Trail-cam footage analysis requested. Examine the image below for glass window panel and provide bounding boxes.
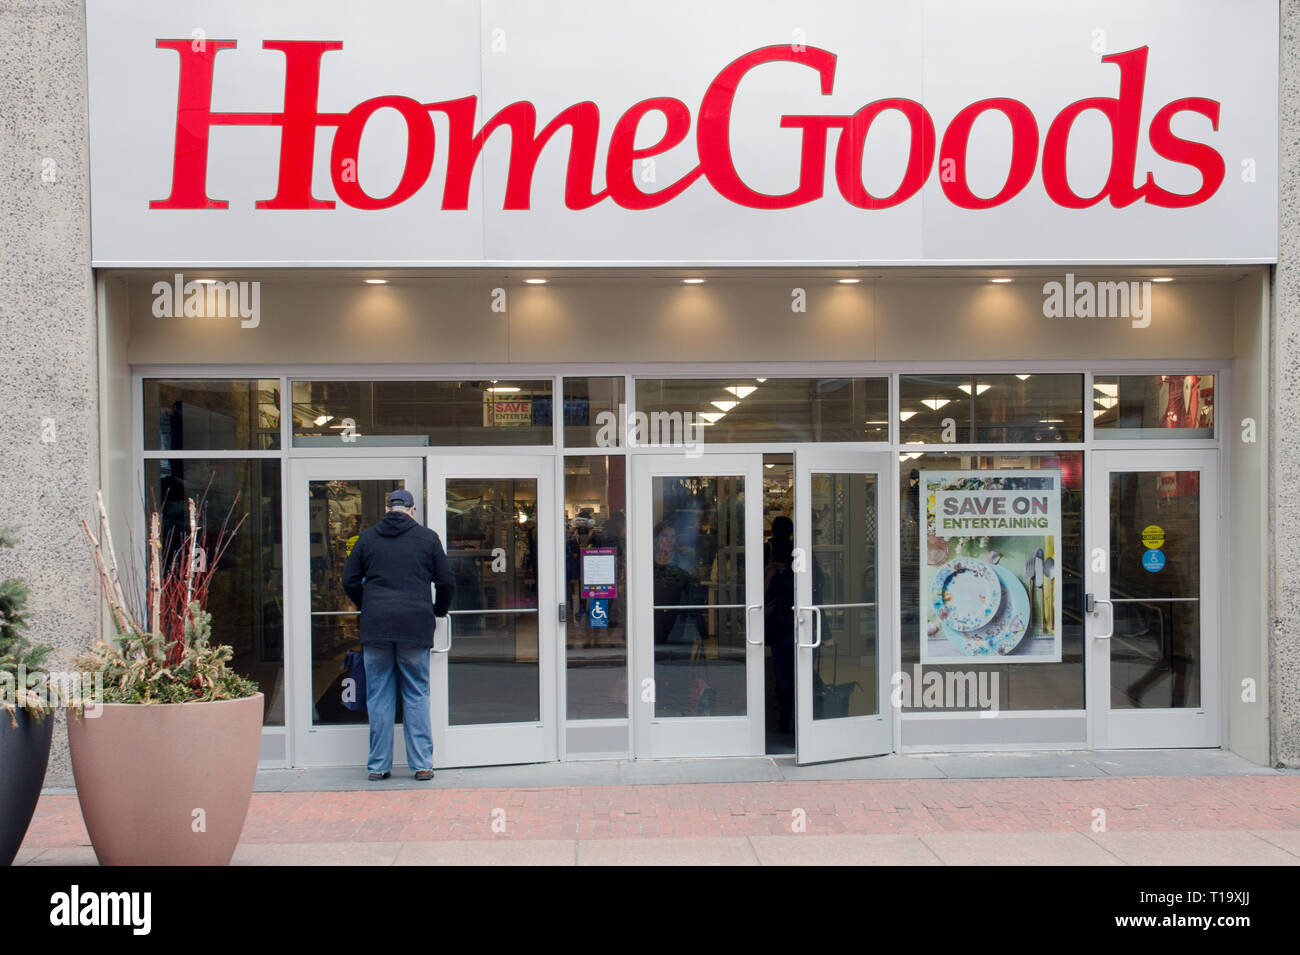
[899,452,1084,711]
[809,472,879,720]
[144,379,280,451]
[445,478,541,724]
[1108,470,1202,709]
[307,477,402,725]
[565,456,627,720]
[900,374,1082,444]
[144,459,284,725]
[651,475,748,717]
[1093,375,1215,439]
[291,380,553,447]
[563,377,625,449]
[448,612,540,725]
[974,374,1083,442]
[636,377,888,444]
[898,375,973,444]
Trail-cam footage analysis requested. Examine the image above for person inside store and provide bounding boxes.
[342,489,456,781]
[652,519,707,713]
[764,516,796,735]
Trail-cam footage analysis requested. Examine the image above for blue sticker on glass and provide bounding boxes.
[589,599,609,628]
[1141,549,1166,573]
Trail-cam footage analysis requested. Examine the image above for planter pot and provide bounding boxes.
[67,693,263,866]
[0,709,54,866]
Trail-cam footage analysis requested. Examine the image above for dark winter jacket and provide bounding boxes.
[341,512,456,647]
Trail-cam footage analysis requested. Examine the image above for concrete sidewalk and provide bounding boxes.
[18,751,1300,866]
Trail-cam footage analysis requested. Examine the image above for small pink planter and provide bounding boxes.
[67,693,263,866]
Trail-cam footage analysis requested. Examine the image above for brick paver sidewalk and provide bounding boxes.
[23,775,1300,846]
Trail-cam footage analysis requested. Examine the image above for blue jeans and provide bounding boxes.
[363,641,433,774]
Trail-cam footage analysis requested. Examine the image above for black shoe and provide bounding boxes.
[368,771,391,781]
[414,769,435,781]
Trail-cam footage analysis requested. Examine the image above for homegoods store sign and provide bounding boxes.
[86,0,1278,266]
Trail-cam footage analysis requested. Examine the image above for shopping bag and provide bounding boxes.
[342,649,367,712]
[812,642,860,720]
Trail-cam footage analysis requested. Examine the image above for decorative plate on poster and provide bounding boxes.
[929,557,1002,632]
[940,565,1031,657]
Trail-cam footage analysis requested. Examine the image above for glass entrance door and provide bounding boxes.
[793,451,894,763]
[426,456,557,767]
[1087,450,1219,748]
[289,457,424,768]
[631,454,765,758]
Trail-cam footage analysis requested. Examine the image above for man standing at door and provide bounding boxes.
[342,488,456,781]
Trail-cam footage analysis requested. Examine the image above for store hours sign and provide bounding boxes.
[86,0,1278,266]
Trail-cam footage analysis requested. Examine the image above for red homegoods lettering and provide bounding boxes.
[150,41,1225,213]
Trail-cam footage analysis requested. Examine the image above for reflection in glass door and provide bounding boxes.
[793,451,893,764]
[632,455,765,758]
[427,456,556,767]
[1088,450,1219,748]
[289,458,424,767]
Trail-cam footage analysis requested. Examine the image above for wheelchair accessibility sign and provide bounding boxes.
[589,599,609,628]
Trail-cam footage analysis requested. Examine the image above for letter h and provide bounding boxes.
[151,39,344,210]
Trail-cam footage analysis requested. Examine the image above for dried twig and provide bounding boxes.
[184,498,198,634]
[80,518,137,637]
[149,512,161,640]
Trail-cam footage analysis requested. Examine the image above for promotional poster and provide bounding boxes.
[922,470,1063,664]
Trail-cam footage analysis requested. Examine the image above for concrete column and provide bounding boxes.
[1274,1,1300,767]
[0,0,99,785]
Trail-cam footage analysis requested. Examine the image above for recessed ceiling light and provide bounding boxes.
[699,412,725,424]
[726,385,757,399]
[957,384,992,395]
[1152,277,1174,283]
[1016,374,1032,380]
[764,463,775,469]
[364,279,388,285]
[487,386,520,393]
[711,400,737,412]
[755,378,767,383]
[838,278,861,284]
[921,398,951,410]
[682,278,705,285]
[314,415,333,426]
[195,278,217,284]
[899,410,918,421]
[990,278,1013,284]
[524,278,548,285]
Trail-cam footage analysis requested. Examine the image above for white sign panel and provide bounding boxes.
[86,0,1279,266]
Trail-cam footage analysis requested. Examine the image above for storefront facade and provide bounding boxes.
[2,0,1293,780]
[109,271,1262,767]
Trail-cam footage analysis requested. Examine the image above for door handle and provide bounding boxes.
[432,615,453,653]
[745,603,763,645]
[1090,597,1114,640]
[797,606,822,649]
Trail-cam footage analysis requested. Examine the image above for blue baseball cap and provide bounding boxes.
[387,489,415,508]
